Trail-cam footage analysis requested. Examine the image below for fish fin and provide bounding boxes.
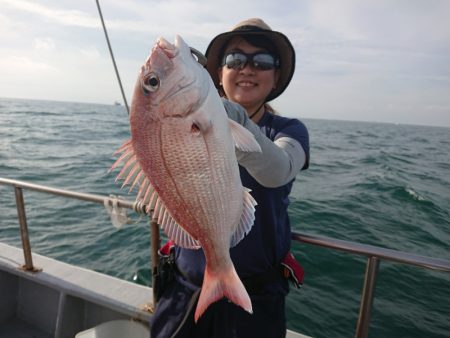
[111,140,146,193]
[194,265,252,322]
[112,141,200,249]
[110,140,133,172]
[228,119,262,152]
[230,188,257,247]
[112,140,160,219]
[157,200,200,249]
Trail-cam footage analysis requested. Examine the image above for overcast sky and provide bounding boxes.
[1,0,449,127]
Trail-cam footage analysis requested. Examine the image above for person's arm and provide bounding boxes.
[223,99,307,188]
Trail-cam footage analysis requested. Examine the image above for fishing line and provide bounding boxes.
[95,0,130,115]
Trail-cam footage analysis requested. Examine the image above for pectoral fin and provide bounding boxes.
[228,119,262,152]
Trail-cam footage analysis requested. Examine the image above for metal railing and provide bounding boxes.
[0,177,160,308]
[1,177,449,338]
[290,233,450,337]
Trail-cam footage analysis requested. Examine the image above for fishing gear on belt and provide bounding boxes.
[154,240,304,304]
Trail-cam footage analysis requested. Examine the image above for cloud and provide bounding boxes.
[0,0,449,126]
[34,37,56,51]
[0,44,121,104]
[1,0,222,39]
[2,0,99,28]
[0,55,55,74]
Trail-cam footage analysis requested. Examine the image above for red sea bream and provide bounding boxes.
[111,35,261,321]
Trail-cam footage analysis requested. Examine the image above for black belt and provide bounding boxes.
[242,267,283,294]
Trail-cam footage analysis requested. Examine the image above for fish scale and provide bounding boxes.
[112,35,261,321]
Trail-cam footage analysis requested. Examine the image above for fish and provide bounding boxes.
[111,35,262,321]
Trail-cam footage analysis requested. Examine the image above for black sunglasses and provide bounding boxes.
[221,52,279,71]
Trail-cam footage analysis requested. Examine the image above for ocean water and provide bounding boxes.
[0,97,449,338]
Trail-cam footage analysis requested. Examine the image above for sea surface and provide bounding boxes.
[0,97,449,338]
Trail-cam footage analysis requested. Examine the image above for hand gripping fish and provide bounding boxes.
[111,35,261,321]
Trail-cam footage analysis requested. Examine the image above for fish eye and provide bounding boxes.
[142,73,160,95]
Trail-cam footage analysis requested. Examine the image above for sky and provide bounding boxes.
[1,0,449,127]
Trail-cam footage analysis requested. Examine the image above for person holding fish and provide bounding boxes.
[150,18,310,338]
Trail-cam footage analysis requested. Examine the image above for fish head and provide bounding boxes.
[130,35,210,124]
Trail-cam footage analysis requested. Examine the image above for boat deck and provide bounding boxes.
[0,317,52,338]
[0,243,151,337]
[0,243,309,338]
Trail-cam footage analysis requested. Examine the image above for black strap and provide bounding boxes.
[169,289,201,338]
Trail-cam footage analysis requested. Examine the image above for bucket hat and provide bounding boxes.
[205,18,295,102]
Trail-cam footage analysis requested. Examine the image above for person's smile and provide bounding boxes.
[236,80,257,87]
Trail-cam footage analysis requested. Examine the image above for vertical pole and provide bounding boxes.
[355,256,380,338]
[150,218,160,310]
[54,292,67,338]
[14,187,34,271]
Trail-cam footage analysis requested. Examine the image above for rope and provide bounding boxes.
[95,0,130,115]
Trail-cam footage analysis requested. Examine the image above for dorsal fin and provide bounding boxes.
[111,139,200,249]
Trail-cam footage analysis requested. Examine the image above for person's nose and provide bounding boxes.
[239,62,256,75]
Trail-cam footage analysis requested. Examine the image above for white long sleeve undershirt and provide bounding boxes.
[223,99,306,188]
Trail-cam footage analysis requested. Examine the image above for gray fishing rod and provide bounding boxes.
[95,0,208,117]
[95,0,130,115]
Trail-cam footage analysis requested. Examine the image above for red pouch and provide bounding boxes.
[281,251,304,288]
[158,240,175,257]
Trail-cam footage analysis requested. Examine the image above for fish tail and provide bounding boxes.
[194,265,252,322]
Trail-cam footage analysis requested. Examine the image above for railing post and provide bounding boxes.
[14,187,35,271]
[355,256,380,338]
[150,217,160,310]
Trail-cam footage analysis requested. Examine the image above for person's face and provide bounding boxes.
[218,37,279,112]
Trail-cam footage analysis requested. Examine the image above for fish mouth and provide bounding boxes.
[143,37,178,67]
[139,35,207,116]
[156,37,178,59]
[140,36,179,93]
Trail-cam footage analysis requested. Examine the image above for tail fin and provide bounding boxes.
[194,265,252,322]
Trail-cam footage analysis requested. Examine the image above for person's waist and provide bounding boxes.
[174,262,285,292]
[241,267,286,294]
